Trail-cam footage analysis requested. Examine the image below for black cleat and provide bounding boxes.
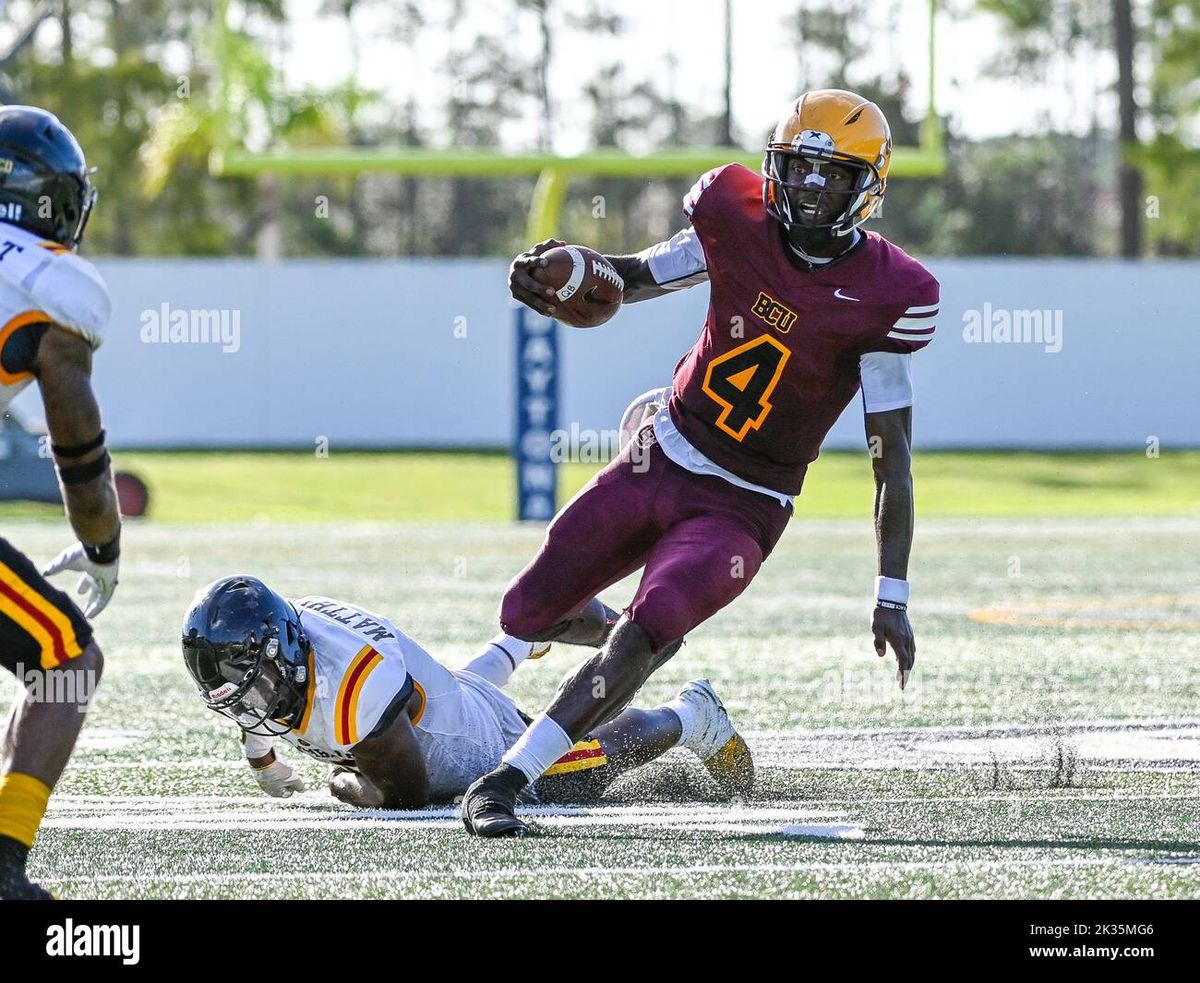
[461,767,533,838]
[0,869,54,900]
[0,838,54,899]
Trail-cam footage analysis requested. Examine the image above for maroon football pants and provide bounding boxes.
[500,427,792,652]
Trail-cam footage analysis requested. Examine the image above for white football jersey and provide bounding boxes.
[279,596,529,800]
[0,221,110,414]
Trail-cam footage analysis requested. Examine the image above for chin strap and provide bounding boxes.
[785,228,861,268]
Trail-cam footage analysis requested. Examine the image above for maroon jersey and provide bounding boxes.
[668,163,939,496]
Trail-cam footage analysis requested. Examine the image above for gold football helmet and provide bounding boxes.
[763,89,892,236]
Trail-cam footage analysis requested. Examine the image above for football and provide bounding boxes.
[531,244,624,328]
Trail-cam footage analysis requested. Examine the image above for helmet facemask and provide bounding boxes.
[69,175,98,249]
[763,137,885,240]
[0,150,97,248]
[183,623,310,738]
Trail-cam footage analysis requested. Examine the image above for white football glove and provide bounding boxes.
[251,756,306,798]
[43,543,119,618]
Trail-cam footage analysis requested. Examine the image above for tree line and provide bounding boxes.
[0,0,1192,258]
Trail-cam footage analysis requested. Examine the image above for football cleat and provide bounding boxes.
[675,679,755,798]
[461,767,533,838]
[529,641,551,660]
[0,868,54,901]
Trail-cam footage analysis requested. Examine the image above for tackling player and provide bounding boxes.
[463,89,939,836]
[181,576,751,808]
[0,108,119,897]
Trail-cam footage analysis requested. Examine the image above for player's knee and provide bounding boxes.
[605,618,659,674]
[11,641,103,711]
[59,642,103,696]
[75,641,104,685]
[627,595,689,656]
[498,583,552,640]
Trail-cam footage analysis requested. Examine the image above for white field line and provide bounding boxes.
[43,818,862,837]
[43,799,863,837]
[72,760,1194,775]
[47,798,850,818]
[756,718,1200,741]
[45,787,1200,826]
[66,760,253,769]
[51,857,1165,888]
[42,789,1200,838]
[810,792,1200,804]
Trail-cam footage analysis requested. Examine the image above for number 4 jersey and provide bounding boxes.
[648,163,939,498]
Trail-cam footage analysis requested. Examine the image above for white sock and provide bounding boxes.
[664,694,698,748]
[464,633,535,688]
[503,713,573,783]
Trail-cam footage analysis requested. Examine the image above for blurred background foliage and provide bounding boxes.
[0,0,1194,258]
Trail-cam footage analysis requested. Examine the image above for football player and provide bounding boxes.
[463,89,939,836]
[0,108,119,897]
[181,576,751,809]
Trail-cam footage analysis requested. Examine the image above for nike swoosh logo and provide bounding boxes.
[834,288,861,302]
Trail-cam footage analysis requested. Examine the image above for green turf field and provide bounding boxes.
[4,483,1199,899]
[3,448,1187,523]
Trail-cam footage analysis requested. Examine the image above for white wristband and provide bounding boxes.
[876,576,910,605]
[242,731,274,760]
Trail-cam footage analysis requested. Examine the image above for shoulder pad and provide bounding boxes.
[28,254,110,349]
[683,164,739,221]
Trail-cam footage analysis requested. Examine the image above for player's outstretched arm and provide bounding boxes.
[35,326,122,617]
[865,406,916,688]
[602,253,673,304]
[338,713,430,810]
[606,226,710,305]
[509,234,697,313]
[36,327,120,545]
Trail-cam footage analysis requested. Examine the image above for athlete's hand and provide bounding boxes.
[43,543,119,619]
[508,238,566,317]
[251,755,306,797]
[872,605,915,690]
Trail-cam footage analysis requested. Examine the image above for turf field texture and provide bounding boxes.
[2,451,1199,899]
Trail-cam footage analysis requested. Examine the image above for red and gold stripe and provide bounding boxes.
[334,644,383,745]
[0,560,82,668]
[543,739,608,776]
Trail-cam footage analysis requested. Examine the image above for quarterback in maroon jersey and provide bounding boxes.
[464,89,940,837]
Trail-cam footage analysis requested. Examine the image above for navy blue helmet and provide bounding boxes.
[0,105,96,247]
[181,576,311,737]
